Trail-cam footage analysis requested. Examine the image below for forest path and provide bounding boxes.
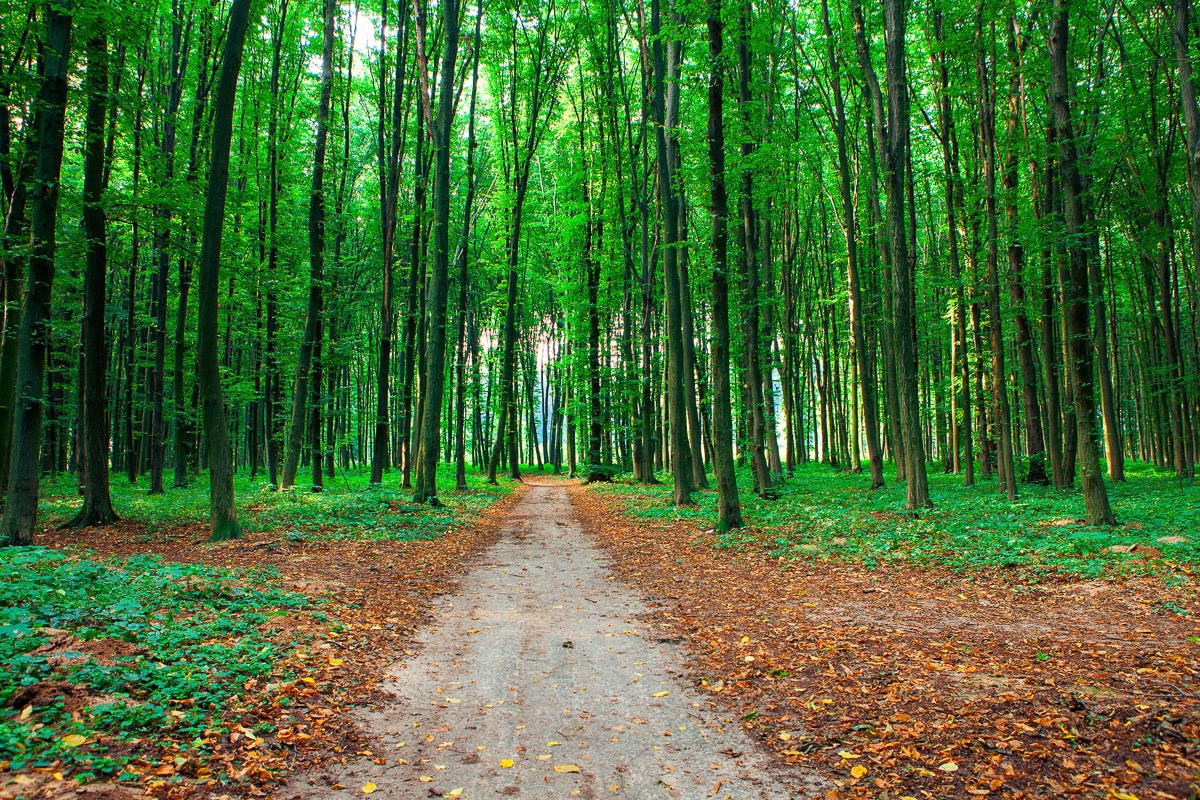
[287,479,823,800]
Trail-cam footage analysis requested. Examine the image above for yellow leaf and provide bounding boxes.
[19,705,32,721]
[329,657,344,667]
[740,636,750,644]
[445,790,464,798]
[938,761,959,772]
[61,734,88,748]
[851,765,868,779]
[52,772,63,781]
[838,750,860,759]
[500,759,514,769]
[419,776,434,783]
[467,629,481,635]
[1108,794,1139,800]
[553,764,581,773]
[361,783,377,794]
[651,691,670,698]
[301,677,316,685]
[547,741,561,746]
[778,732,791,741]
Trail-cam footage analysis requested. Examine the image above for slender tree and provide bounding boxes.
[0,0,72,545]
[195,0,253,540]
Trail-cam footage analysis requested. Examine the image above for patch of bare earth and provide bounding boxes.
[575,482,1200,799]
[5,488,526,800]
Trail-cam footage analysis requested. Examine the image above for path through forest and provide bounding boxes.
[287,481,825,799]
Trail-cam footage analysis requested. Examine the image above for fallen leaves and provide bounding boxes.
[361,782,377,794]
[651,690,670,697]
[553,764,581,773]
[577,483,1200,800]
[500,758,514,768]
[12,480,526,798]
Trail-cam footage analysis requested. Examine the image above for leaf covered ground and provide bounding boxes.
[1,466,517,800]
[582,466,1200,799]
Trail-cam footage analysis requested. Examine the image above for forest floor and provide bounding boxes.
[1,463,1198,800]
[0,466,516,800]
[585,463,1200,799]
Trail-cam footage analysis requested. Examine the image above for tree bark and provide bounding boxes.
[825,0,884,489]
[413,0,461,503]
[1048,0,1114,525]
[196,0,253,541]
[68,31,118,528]
[282,0,335,491]
[707,0,743,530]
[1,0,72,545]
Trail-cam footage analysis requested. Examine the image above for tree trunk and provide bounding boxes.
[413,0,461,503]
[707,0,743,529]
[979,35,1017,500]
[196,0,252,541]
[1,0,72,545]
[68,31,119,529]
[1048,0,1114,525]
[282,0,334,490]
[825,0,883,489]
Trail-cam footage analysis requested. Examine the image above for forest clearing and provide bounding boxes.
[2,0,1200,795]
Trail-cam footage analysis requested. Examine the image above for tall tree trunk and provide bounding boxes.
[1,0,72,545]
[652,0,693,504]
[148,2,186,495]
[979,33,1017,500]
[196,0,252,541]
[1004,17,1046,483]
[69,31,119,528]
[455,0,482,492]
[282,0,335,490]
[934,8,974,486]
[707,0,743,529]
[1048,0,1114,525]
[736,2,772,497]
[825,0,883,489]
[1172,0,1200,359]
[413,0,461,503]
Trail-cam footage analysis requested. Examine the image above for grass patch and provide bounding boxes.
[0,547,310,781]
[39,464,511,542]
[594,460,1199,577]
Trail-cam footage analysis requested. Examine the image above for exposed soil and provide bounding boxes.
[575,481,1200,799]
[285,479,825,799]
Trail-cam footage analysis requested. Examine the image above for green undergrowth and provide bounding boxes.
[595,460,1199,578]
[0,547,310,780]
[40,464,512,542]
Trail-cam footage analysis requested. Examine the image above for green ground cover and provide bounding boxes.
[3,465,512,786]
[0,548,311,781]
[597,460,1199,577]
[39,464,510,542]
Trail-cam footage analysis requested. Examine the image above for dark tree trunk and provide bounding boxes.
[652,0,693,504]
[282,0,334,491]
[825,0,883,489]
[1048,0,1114,525]
[1,0,72,545]
[413,0,460,503]
[934,9,973,486]
[706,0,743,530]
[979,35,1017,500]
[195,0,252,541]
[68,31,118,529]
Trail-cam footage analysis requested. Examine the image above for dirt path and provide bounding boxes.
[286,481,824,800]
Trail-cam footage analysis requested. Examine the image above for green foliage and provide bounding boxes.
[41,465,510,542]
[597,462,1199,578]
[0,548,308,776]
